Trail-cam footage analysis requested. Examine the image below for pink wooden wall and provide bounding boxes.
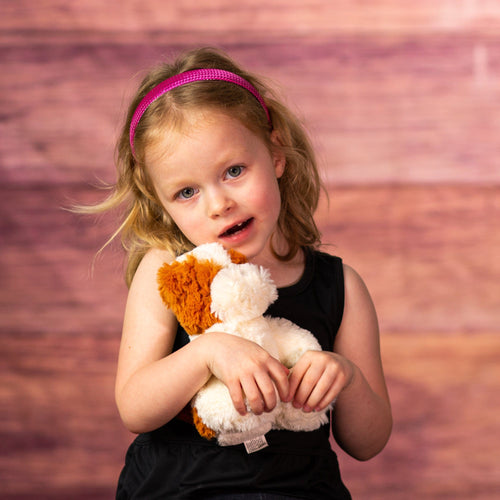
[2,2,499,498]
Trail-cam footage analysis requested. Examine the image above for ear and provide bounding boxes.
[270,130,286,179]
[157,256,222,335]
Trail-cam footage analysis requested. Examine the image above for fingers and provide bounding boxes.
[224,346,353,417]
[226,381,247,416]
[224,354,289,416]
[239,360,289,415]
[204,333,293,416]
[301,372,341,412]
[288,356,320,410]
[287,351,353,412]
[241,372,274,415]
[268,361,290,403]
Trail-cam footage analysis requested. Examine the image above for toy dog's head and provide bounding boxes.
[157,243,247,335]
[157,243,277,335]
[210,262,277,323]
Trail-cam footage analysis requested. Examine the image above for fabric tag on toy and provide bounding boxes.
[244,435,269,454]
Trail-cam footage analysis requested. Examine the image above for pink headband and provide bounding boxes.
[129,68,271,155]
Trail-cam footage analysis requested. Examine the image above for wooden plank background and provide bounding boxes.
[1,1,499,498]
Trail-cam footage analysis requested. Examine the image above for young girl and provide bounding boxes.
[98,47,391,499]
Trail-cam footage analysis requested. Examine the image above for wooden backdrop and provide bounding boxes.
[1,1,499,498]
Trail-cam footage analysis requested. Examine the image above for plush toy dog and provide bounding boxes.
[157,243,330,447]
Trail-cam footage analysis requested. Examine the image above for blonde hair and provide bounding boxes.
[88,47,324,286]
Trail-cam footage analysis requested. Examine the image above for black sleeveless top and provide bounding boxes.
[116,249,351,500]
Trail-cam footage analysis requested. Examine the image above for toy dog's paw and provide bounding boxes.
[192,407,217,440]
[272,402,330,433]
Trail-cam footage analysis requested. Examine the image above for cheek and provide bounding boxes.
[166,207,212,245]
[169,209,195,233]
[161,204,190,231]
[254,174,281,210]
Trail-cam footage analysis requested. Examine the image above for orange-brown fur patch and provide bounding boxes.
[228,248,247,264]
[157,255,222,335]
[192,407,217,440]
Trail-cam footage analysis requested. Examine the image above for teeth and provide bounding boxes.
[224,220,248,236]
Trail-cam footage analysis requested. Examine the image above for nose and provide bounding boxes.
[205,187,235,218]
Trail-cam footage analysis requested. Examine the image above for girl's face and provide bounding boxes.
[146,109,285,263]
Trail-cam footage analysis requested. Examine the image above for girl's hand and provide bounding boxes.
[286,350,356,413]
[200,332,290,416]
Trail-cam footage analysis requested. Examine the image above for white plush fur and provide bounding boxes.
[178,242,233,267]
[185,243,330,446]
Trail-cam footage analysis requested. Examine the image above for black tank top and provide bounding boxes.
[116,249,351,500]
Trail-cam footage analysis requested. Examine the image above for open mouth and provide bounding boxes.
[220,218,253,238]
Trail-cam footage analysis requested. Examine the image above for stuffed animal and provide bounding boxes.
[157,243,330,447]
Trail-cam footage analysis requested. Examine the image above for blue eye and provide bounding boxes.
[177,187,197,200]
[226,165,243,178]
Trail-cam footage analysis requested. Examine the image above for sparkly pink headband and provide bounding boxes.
[129,68,271,155]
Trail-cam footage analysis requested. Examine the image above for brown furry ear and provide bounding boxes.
[228,248,247,264]
[157,256,222,335]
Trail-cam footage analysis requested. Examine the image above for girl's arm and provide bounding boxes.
[286,264,392,461]
[115,249,290,434]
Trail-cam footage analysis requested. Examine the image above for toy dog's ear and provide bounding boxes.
[157,255,222,335]
[228,248,247,264]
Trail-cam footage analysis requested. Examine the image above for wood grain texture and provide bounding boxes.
[1,1,500,498]
[4,0,500,33]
